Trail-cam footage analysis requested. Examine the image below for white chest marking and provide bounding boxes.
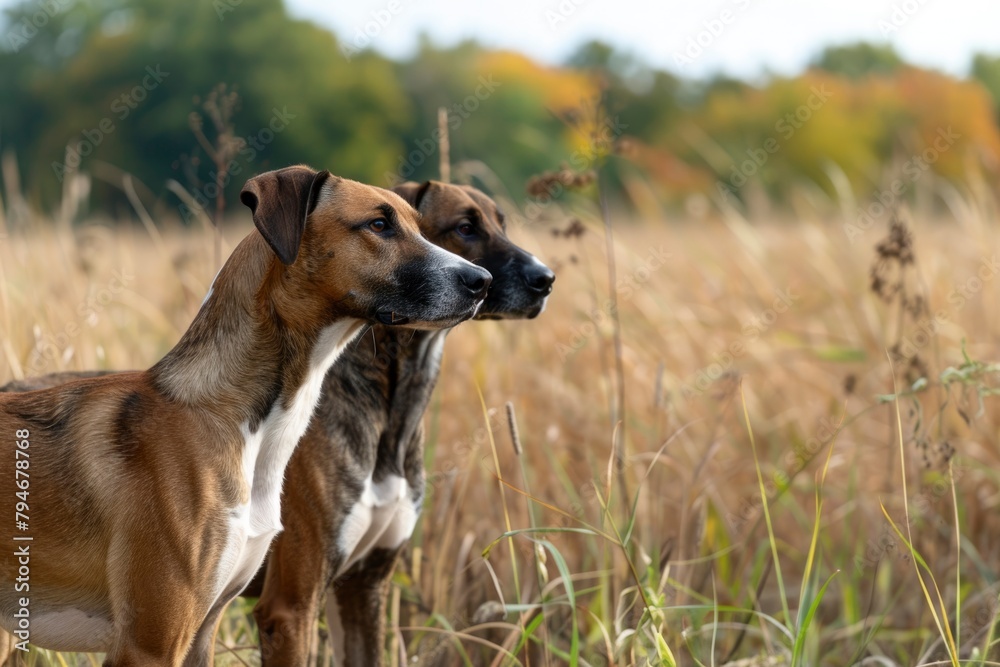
[336,474,418,576]
[210,319,363,605]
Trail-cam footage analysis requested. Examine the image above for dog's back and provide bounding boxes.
[1,370,115,393]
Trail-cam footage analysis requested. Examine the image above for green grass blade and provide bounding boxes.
[739,384,791,626]
[791,570,840,664]
[482,527,600,559]
[507,612,546,661]
[538,539,580,666]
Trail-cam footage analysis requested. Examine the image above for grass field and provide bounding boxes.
[2,189,1000,666]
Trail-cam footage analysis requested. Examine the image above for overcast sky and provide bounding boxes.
[1,0,995,78]
[287,0,1000,79]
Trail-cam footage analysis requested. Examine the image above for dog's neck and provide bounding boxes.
[381,326,448,473]
[150,234,364,430]
[327,325,448,478]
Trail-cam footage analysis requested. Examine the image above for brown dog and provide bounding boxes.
[0,167,490,665]
[248,181,554,665]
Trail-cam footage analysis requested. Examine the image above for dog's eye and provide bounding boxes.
[369,219,388,233]
[456,221,476,238]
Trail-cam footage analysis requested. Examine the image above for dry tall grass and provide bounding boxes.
[2,196,1000,665]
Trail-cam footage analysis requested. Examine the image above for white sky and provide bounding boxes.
[287,0,1000,79]
[0,0,995,78]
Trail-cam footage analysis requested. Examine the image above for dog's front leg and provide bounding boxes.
[102,594,202,667]
[102,589,204,666]
[254,528,333,667]
[329,546,401,667]
[101,529,211,666]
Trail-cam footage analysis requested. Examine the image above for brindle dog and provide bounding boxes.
[1,181,554,666]
[248,181,554,666]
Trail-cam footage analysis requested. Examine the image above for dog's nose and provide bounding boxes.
[523,263,555,295]
[458,265,492,300]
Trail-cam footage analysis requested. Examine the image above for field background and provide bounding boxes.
[5,0,1000,664]
[3,193,1000,665]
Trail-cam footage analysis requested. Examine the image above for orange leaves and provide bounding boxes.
[685,66,1000,201]
[475,51,599,116]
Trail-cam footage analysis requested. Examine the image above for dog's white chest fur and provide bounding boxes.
[211,320,362,604]
[336,474,419,575]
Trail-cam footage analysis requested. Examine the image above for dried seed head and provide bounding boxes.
[905,354,929,386]
[875,217,915,265]
[552,218,586,239]
[904,294,926,318]
[505,401,522,457]
[526,165,596,198]
[869,214,917,303]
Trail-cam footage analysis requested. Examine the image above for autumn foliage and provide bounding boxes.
[1,0,1000,219]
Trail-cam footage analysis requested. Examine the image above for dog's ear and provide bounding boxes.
[392,181,434,211]
[240,166,331,265]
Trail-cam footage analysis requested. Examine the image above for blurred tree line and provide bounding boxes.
[3,0,1000,221]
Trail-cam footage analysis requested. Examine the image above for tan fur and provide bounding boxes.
[0,167,489,666]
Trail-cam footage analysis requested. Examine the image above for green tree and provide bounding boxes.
[971,53,1000,118]
[392,39,585,196]
[565,40,683,145]
[812,42,904,79]
[0,0,412,217]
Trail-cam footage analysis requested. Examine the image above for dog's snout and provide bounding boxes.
[459,265,492,300]
[522,262,555,295]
